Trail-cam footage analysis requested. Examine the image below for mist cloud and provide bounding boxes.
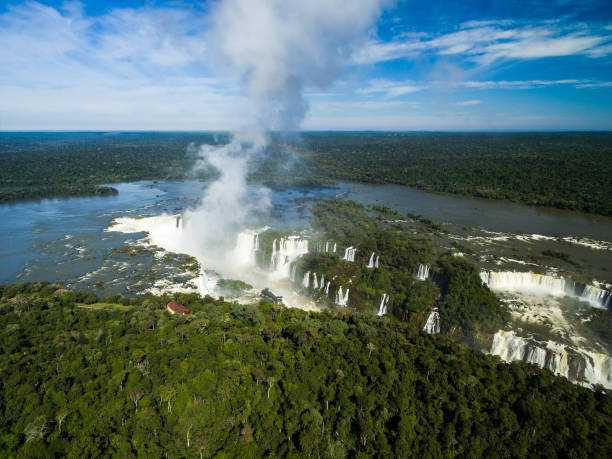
[209,0,388,131]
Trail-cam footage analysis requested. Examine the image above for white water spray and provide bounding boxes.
[343,246,356,262]
[302,271,310,289]
[423,309,440,334]
[335,287,350,306]
[416,264,429,281]
[377,293,388,316]
[367,252,379,269]
[481,271,611,309]
[269,237,309,279]
[490,330,612,389]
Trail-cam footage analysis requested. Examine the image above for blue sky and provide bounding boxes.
[1,0,611,130]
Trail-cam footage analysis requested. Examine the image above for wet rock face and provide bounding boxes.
[490,330,612,389]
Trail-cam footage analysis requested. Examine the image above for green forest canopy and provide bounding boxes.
[1,282,611,457]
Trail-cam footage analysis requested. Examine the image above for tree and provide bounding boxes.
[24,416,51,443]
[267,377,275,399]
[129,387,144,413]
[160,386,176,413]
[367,342,376,358]
[56,410,68,435]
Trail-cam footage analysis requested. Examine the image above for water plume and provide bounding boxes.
[158,0,389,306]
[180,138,272,274]
[209,0,387,131]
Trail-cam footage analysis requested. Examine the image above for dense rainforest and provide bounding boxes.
[0,132,205,203]
[1,132,611,216]
[294,132,612,216]
[1,281,612,458]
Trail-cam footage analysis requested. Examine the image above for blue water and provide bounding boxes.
[1,179,611,289]
[0,180,338,285]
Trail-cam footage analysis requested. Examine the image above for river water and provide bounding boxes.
[2,179,611,286]
[340,182,612,242]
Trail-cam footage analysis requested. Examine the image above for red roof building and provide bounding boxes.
[166,301,191,315]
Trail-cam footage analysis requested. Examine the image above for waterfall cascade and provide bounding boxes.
[232,229,262,267]
[366,252,380,269]
[302,271,310,289]
[290,264,297,282]
[377,293,389,316]
[335,287,350,306]
[269,237,309,279]
[319,275,325,290]
[325,281,330,296]
[490,330,612,389]
[423,309,440,334]
[416,264,429,281]
[322,241,336,253]
[343,247,356,262]
[312,273,319,290]
[481,271,611,309]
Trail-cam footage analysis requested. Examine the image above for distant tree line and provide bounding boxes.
[293,132,612,216]
[1,131,610,215]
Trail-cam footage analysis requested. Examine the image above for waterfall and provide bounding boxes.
[325,281,330,296]
[269,236,309,279]
[232,229,262,267]
[290,264,297,282]
[302,271,310,289]
[320,240,336,253]
[583,285,611,309]
[343,246,356,262]
[335,287,350,306]
[416,264,429,281]
[367,252,379,269]
[377,293,389,316]
[423,309,440,334]
[270,239,277,263]
[320,275,325,290]
[480,271,611,309]
[367,252,375,268]
[312,273,319,290]
[490,330,612,389]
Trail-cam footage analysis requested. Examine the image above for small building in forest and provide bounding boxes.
[166,301,191,315]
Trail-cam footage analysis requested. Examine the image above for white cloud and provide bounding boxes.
[356,79,424,98]
[574,81,612,88]
[455,100,481,105]
[354,78,606,99]
[354,20,612,65]
[456,79,583,89]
